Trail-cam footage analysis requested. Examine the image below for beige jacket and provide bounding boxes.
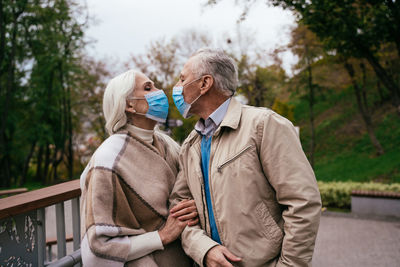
[170,98,321,267]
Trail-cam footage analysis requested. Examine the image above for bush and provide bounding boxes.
[318,181,400,208]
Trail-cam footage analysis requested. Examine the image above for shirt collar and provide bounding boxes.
[210,97,231,126]
[195,98,231,137]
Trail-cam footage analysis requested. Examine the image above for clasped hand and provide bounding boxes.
[158,199,198,245]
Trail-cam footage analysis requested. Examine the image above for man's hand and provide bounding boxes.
[205,245,241,267]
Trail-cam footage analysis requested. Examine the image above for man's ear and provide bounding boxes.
[125,100,136,114]
[200,75,214,95]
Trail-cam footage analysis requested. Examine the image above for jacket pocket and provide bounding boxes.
[255,202,283,245]
[217,144,253,173]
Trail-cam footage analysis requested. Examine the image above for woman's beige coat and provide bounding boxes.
[170,98,322,267]
[80,129,191,267]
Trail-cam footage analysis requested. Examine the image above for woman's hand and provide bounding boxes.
[170,199,199,224]
[158,214,187,245]
[158,199,199,246]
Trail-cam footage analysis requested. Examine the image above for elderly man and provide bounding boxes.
[169,48,321,267]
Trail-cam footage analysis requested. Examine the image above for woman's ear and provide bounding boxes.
[125,100,136,114]
[200,75,213,95]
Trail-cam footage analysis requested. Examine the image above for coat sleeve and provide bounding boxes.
[169,151,219,267]
[258,113,321,267]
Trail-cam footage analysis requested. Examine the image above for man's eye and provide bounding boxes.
[145,86,151,91]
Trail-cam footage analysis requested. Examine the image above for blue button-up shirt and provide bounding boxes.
[195,98,231,243]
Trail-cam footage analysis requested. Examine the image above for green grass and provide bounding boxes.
[290,87,354,123]
[314,112,400,183]
[290,85,400,184]
[314,149,400,183]
[22,181,46,191]
[2,181,45,192]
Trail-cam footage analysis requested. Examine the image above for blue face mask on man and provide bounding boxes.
[129,90,169,123]
[172,77,202,118]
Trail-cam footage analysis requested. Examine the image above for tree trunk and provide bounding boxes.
[67,89,73,179]
[385,0,400,58]
[306,54,315,167]
[35,145,43,182]
[0,8,17,185]
[0,153,10,187]
[50,60,67,181]
[344,61,384,155]
[359,44,400,115]
[20,141,36,186]
[0,0,6,77]
[44,142,51,184]
[376,81,386,105]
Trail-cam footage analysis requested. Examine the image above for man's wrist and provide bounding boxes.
[202,244,219,265]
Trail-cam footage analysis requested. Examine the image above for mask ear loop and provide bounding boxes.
[127,97,147,116]
[189,93,202,105]
[182,76,202,89]
[182,76,204,105]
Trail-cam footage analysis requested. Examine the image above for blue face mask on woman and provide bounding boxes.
[172,77,202,118]
[129,90,169,123]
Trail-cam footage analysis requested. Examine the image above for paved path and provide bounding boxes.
[45,205,400,266]
[312,212,400,267]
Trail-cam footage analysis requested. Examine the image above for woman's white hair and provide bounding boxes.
[103,69,137,135]
[190,48,238,97]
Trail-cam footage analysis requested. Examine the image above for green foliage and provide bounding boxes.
[171,117,197,144]
[237,64,287,108]
[271,0,397,57]
[318,181,400,208]
[271,98,294,122]
[272,0,400,115]
[0,0,90,187]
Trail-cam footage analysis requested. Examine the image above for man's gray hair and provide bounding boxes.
[190,48,238,96]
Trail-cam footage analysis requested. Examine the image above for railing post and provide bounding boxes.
[37,208,46,267]
[55,202,66,259]
[48,244,53,262]
[71,197,81,267]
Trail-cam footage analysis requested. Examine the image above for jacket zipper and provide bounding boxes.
[217,144,253,173]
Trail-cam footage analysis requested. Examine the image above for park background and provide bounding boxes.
[1,0,400,210]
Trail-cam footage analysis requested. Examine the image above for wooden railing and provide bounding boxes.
[0,180,82,266]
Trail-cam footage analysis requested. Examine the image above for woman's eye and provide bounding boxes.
[145,86,151,91]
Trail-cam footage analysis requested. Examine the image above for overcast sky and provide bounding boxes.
[82,0,296,73]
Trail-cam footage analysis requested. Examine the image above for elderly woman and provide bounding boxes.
[80,70,196,266]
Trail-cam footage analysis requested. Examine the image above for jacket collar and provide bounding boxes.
[215,97,242,134]
[187,97,243,147]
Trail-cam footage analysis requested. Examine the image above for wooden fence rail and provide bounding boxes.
[0,179,81,266]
